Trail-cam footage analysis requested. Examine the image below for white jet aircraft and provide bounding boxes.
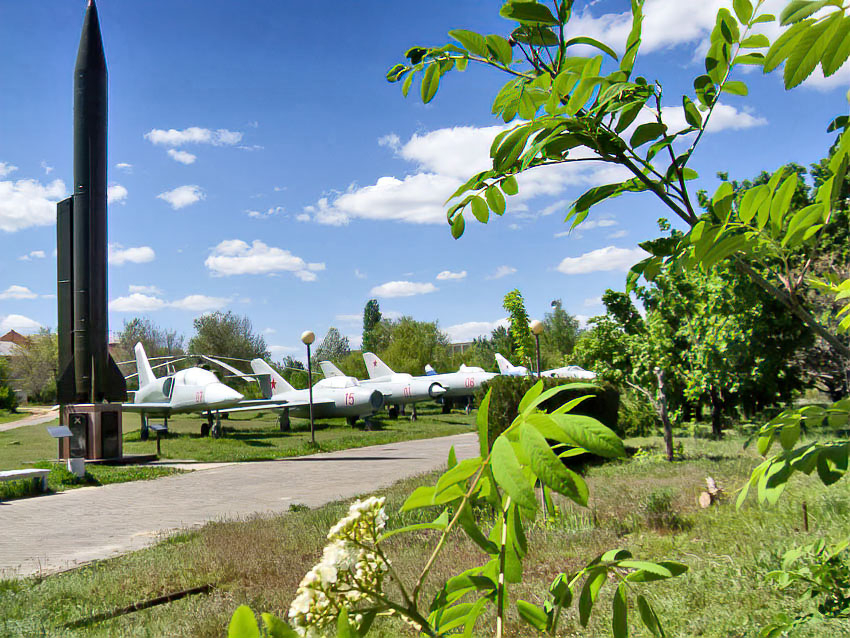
[366,353,496,414]
[232,359,385,428]
[493,352,597,380]
[320,359,446,420]
[122,342,277,438]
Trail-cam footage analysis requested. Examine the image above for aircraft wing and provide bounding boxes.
[217,400,335,414]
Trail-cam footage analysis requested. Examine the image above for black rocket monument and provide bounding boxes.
[56,0,127,460]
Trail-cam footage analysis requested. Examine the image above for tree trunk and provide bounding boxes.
[655,368,674,462]
[709,386,723,440]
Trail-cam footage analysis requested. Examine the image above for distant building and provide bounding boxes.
[449,341,474,355]
[0,330,28,346]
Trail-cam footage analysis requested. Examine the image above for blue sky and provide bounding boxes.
[1,0,847,362]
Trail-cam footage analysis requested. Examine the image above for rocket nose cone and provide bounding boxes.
[76,0,106,71]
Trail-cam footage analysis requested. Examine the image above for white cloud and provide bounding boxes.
[109,292,229,312]
[445,317,509,342]
[0,285,38,300]
[487,265,517,280]
[608,229,628,239]
[107,183,128,204]
[556,246,648,275]
[40,161,53,175]
[0,162,19,178]
[204,239,324,281]
[19,250,46,261]
[157,185,205,210]
[169,295,228,312]
[108,293,167,312]
[167,149,197,165]
[370,281,438,298]
[354,269,367,279]
[0,178,66,232]
[128,284,162,295]
[264,327,277,334]
[0,314,41,334]
[108,244,155,265]
[115,162,133,173]
[378,133,401,150]
[436,270,467,281]
[144,127,244,147]
[247,206,284,219]
[335,314,361,323]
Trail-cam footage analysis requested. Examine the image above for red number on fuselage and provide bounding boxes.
[465,377,475,388]
[345,392,355,406]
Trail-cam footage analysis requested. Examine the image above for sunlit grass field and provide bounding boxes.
[2,432,848,637]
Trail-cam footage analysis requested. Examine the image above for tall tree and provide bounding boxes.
[540,299,580,368]
[375,316,450,374]
[314,327,350,364]
[188,311,269,361]
[361,299,382,353]
[9,329,58,404]
[503,289,534,366]
[115,317,184,361]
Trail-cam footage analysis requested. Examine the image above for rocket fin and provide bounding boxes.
[102,353,127,402]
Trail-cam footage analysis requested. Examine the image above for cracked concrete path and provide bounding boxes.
[0,432,478,578]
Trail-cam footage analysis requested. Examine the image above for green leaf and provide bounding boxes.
[229,606,260,638]
[630,122,667,148]
[477,389,491,456]
[520,383,588,416]
[764,18,814,72]
[470,195,490,223]
[421,63,440,104]
[740,34,770,48]
[486,34,513,65]
[485,185,506,215]
[579,569,606,626]
[379,509,450,541]
[501,175,519,196]
[722,80,748,95]
[739,184,769,223]
[822,16,850,76]
[262,613,299,638]
[517,600,549,631]
[549,413,626,458]
[613,582,628,638]
[636,595,663,637]
[500,2,559,25]
[563,36,620,60]
[780,0,830,25]
[784,15,837,88]
[518,380,545,413]
[616,99,646,133]
[436,457,482,497]
[683,96,702,128]
[624,560,688,582]
[451,212,465,239]
[769,174,798,232]
[430,602,475,633]
[494,125,533,171]
[459,501,499,554]
[402,485,436,511]
[570,183,626,221]
[733,0,753,24]
[491,436,538,510]
[520,424,589,506]
[336,607,355,638]
[448,445,458,469]
[449,29,487,56]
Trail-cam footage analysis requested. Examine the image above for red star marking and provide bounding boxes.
[372,360,377,367]
[270,378,277,389]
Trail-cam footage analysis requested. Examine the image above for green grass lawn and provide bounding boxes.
[0,409,32,425]
[2,432,849,637]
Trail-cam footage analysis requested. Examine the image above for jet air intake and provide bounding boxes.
[369,390,385,411]
[428,382,447,398]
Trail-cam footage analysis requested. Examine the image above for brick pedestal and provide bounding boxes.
[59,404,123,460]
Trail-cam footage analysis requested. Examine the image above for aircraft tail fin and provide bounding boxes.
[494,353,513,375]
[134,342,156,388]
[363,352,394,379]
[250,359,294,393]
[319,361,345,378]
[424,364,437,376]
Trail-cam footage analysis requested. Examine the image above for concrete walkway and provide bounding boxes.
[0,433,478,578]
[0,407,59,432]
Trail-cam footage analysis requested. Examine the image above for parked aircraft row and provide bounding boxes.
[120,343,594,437]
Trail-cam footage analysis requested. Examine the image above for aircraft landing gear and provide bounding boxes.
[279,409,290,432]
[387,405,399,419]
[363,417,374,431]
[201,413,213,437]
[140,414,150,441]
[346,416,358,427]
[410,404,418,421]
[465,398,473,415]
[211,412,222,439]
[442,399,453,414]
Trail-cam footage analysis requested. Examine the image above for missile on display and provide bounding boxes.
[56,0,126,404]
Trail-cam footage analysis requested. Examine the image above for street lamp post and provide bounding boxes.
[530,320,544,380]
[301,330,316,445]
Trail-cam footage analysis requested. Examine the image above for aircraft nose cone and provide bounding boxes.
[428,382,446,398]
[206,384,243,407]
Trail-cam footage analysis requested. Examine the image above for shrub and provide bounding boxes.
[0,386,18,411]
[476,376,619,447]
[617,388,656,437]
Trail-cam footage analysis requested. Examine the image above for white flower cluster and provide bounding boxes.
[289,497,390,637]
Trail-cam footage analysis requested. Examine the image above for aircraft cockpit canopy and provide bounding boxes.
[179,368,220,386]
